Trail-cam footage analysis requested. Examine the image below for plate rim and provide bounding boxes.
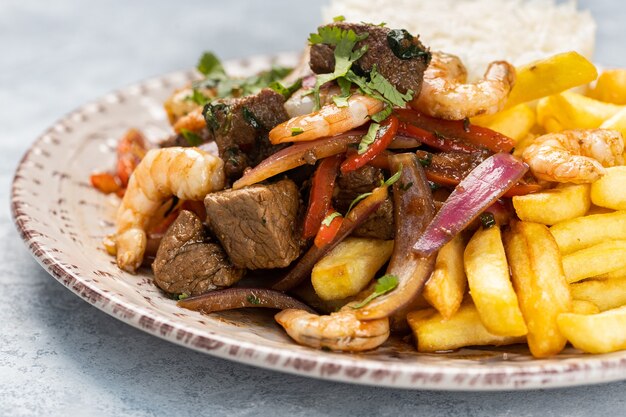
[11,53,626,391]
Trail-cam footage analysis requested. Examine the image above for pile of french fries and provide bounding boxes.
[312,52,626,358]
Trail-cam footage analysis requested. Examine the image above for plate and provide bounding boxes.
[11,53,626,390]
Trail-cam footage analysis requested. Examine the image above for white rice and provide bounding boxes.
[323,0,596,80]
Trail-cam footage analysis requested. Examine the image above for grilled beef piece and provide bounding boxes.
[204,179,303,269]
[206,88,289,179]
[309,22,430,95]
[334,166,394,240]
[152,210,244,296]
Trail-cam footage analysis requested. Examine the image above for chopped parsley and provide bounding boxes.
[246,294,261,305]
[180,128,203,146]
[291,127,304,136]
[351,274,399,309]
[480,212,497,229]
[197,52,226,77]
[332,77,352,108]
[178,293,189,300]
[321,211,343,227]
[185,89,211,106]
[269,78,302,99]
[386,29,431,61]
[357,123,380,154]
[418,153,432,167]
[333,15,345,22]
[242,107,261,130]
[399,181,414,191]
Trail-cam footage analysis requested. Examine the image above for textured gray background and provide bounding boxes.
[2,1,626,416]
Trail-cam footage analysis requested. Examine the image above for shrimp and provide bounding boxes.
[112,147,225,272]
[269,94,384,144]
[275,304,390,352]
[411,52,516,120]
[522,129,624,183]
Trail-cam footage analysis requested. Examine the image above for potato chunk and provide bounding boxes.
[557,306,626,354]
[549,210,626,254]
[311,238,393,300]
[513,184,590,225]
[591,167,626,210]
[562,240,626,283]
[570,277,626,311]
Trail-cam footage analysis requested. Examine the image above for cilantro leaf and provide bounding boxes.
[358,123,380,154]
[351,274,399,309]
[332,77,352,107]
[269,78,302,99]
[291,127,304,136]
[197,52,225,77]
[333,15,345,22]
[368,65,414,107]
[185,89,211,106]
[371,105,392,123]
[321,211,342,227]
[178,293,189,300]
[384,169,402,187]
[180,128,203,146]
[246,294,261,305]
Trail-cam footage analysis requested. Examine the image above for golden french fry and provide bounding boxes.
[596,265,626,280]
[591,167,626,211]
[504,221,571,358]
[464,226,527,336]
[557,306,626,353]
[586,205,615,215]
[506,51,598,108]
[570,278,626,311]
[600,107,626,139]
[512,184,590,226]
[311,238,393,300]
[407,303,524,353]
[562,240,626,283]
[536,91,623,131]
[549,210,626,254]
[571,299,601,315]
[422,234,467,319]
[588,69,626,105]
[472,104,535,142]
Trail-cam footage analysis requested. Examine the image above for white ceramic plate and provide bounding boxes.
[11,53,626,390]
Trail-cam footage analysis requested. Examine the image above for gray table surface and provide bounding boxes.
[2,1,626,416]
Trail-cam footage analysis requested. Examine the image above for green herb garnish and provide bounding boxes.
[332,77,352,108]
[383,169,402,187]
[480,212,497,229]
[351,274,399,309]
[178,293,189,300]
[357,123,380,154]
[291,127,304,136]
[386,29,431,61]
[347,192,373,214]
[197,52,226,77]
[242,107,261,129]
[180,128,203,146]
[185,89,211,106]
[429,181,440,190]
[246,294,261,305]
[269,78,302,99]
[418,153,432,167]
[399,181,414,191]
[333,15,345,22]
[321,211,342,227]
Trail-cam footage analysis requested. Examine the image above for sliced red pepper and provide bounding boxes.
[398,122,478,153]
[313,209,343,247]
[340,116,399,173]
[302,155,342,239]
[90,172,122,194]
[367,150,392,170]
[395,108,515,153]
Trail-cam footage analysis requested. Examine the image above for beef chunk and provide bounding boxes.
[152,210,244,296]
[310,22,430,95]
[206,88,289,179]
[204,179,302,269]
[334,166,394,240]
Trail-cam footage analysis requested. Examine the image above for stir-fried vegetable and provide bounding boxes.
[354,153,437,320]
[340,116,399,173]
[178,288,315,314]
[413,153,528,256]
[302,155,342,239]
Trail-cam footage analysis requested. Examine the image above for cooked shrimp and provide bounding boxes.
[412,52,516,120]
[275,304,390,352]
[269,94,384,144]
[522,129,624,183]
[173,107,206,134]
[284,85,340,118]
[113,147,225,272]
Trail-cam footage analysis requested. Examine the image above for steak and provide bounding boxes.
[310,22,430,95]
[334,166,394,240]
[204,179,303,270]
[205,88,290,179]
[152,210,244,296]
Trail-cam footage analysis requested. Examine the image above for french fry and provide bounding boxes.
[504,221,571,358]
[588,69,626,105]
[512,184,590,225]
[557,306,626,354]
[585,205,615,215]
[562,240,626,283]
[464,226,527,336]
[506,51,597,109]
[570,278,626,311]
[571,299,601,315]
[471,104,535,142]
[591,167,626,210]
[600,107,626,139]
[536,91,623,132]
[596,265,626,280]
[311,237,393,300]
[422,234,467,319]
[407,303,524,353]
[549,210,626,254]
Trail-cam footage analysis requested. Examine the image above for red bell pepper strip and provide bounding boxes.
[302,155,343,239]
[395,108,515,153]
[340,116,399,173]
[313,209,343,247]
[398,122,478,153]
[90,172,122,194]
